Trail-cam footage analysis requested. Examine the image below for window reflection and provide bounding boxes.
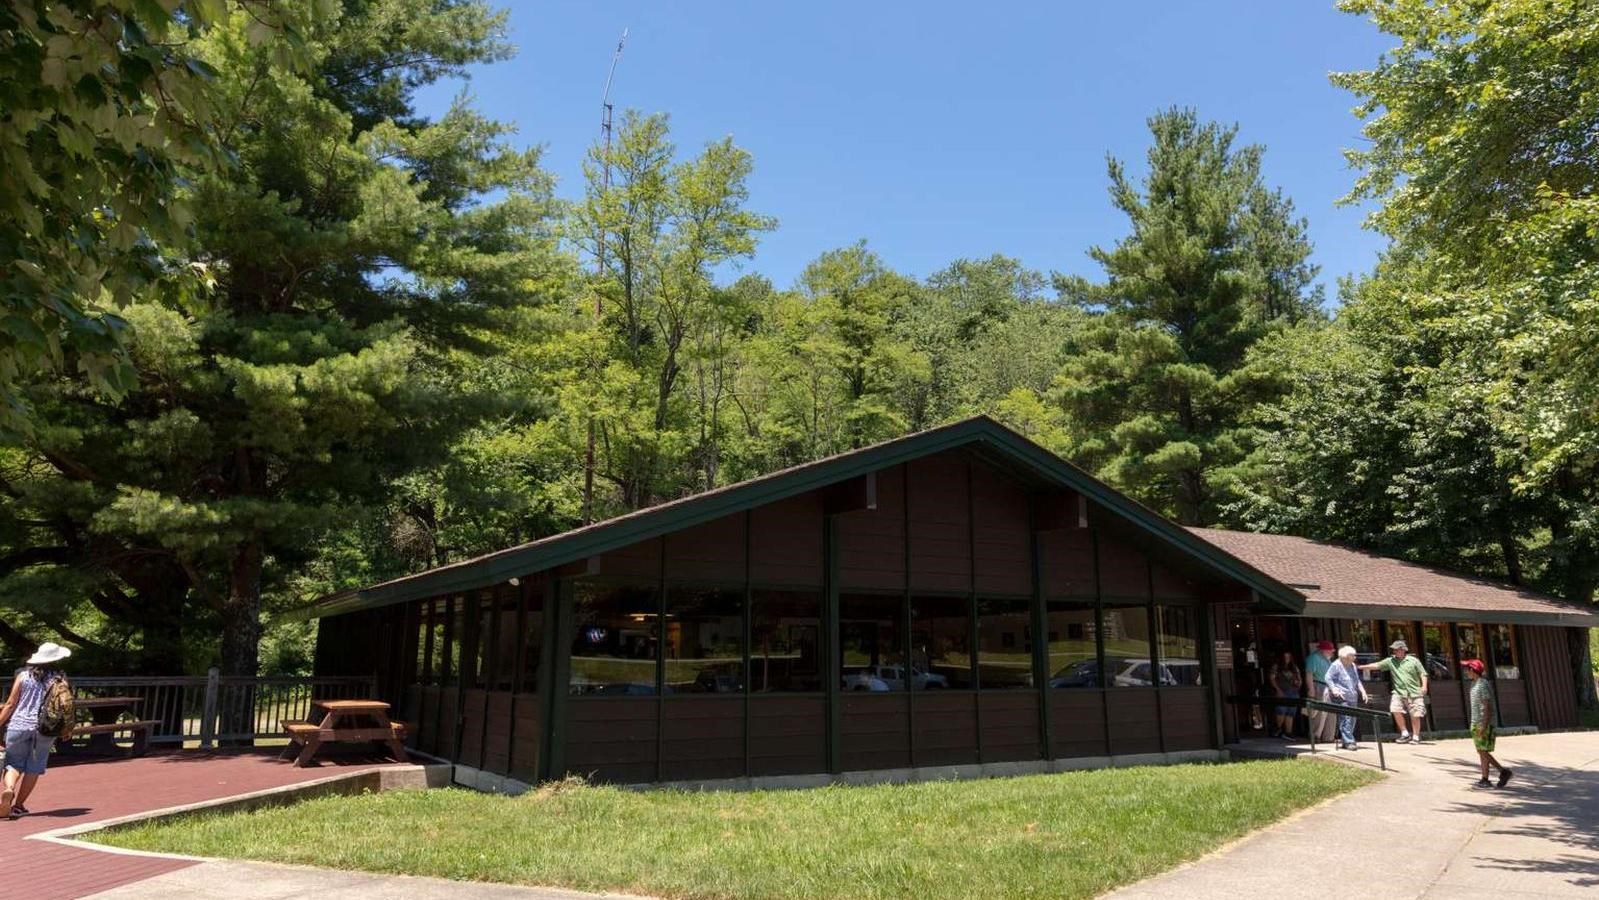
[1046,603,1098,688]
[1422,622,1455,682]
[1487,624,1520,679]
[1457,624,1484,669]
[1102,603,1157,687]
[977,598,1032,689]
[1342,619,1380,680]
[665,586,744,693]
[840,593,905,691]
[912,596,972,689]
[568,581,660,695]
[1156,605,1201,686]
[750,589,822,693]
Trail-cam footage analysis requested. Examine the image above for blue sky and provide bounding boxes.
[416,1,1395,300]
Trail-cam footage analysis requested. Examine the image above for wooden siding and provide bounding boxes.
[1496,679,1531,727]
[1049,690,1108,758]
[509,693,540,783]
[594,537,661,579]
[1150,563,1198,600]
[458,689,487,769]
[482,691,514,775]
[912,690,978,767]
[750,493,823,587]
[906,454,971,593]
[978,691,1042,761]
[664,513,746,583]
[972,464,1032,597]
[564,698,658,784]
[1427,681,1467,731]
[1038,527,1095,598]
[841,693,911,772]
[1524,625,1580,729]
[748,696,826,776]
[1096,535,1149,599]
[836,464,906,592]
[435,689,459,760]
[1159,687,1210,751]
[1106,689,1161,755]
[661,697,744,782]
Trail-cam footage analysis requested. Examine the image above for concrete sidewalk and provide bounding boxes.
[84,860,652,900]
[1109,731,1599,899]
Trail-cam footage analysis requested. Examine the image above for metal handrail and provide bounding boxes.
[1302,697,1387,770]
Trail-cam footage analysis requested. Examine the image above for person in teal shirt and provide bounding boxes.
[1304,640,1336,743]
[1359,639,1429,743]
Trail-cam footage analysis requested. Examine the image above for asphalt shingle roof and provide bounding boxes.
[1189,527,1599,627]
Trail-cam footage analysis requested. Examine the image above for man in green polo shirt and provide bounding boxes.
[1360,639,1429,743]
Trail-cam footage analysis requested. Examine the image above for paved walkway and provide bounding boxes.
[1110,730,1599,899]
[0,749,388,899]
[84,861,650,900]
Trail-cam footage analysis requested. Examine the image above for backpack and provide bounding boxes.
[36,676,75,740]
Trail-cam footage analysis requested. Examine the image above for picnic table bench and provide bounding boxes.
[69,696,159,756]
[280,699,407,767]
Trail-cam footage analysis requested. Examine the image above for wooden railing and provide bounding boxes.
[1,670,376,748]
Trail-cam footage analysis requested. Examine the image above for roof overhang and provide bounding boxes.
[1300,600,1599,629]
[288,417,1306,621]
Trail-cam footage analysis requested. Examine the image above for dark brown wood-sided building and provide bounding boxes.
[298,417,1598,788]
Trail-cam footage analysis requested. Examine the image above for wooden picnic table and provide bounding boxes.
[280,699,407,767]
[68,695,160,756]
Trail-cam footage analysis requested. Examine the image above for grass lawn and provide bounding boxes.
[92,759,1377,899]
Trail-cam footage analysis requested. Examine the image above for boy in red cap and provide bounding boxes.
[1462,659,1512,788]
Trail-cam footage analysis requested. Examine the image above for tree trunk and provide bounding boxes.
[217,538,263,745]
[220,538,263,677]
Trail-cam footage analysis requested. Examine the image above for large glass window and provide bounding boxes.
[1457,623,1485,669]
[441,596,464,686]
[840,593,905,691]
[1156,605,1201,686]
[1487,624,1520,679]
[1046,603,1098,688]
[468,593,494,689]
[486,587,520,692]
[568,580,660,696]
[750,589,822,693]
[1385,620,1417,656]
[977,598,1032,689]
[912,595,973,689]
[1101,603,1156,687]
[665,586,745,693]
[1421,621,1455,683]
[1341,619,1379,680]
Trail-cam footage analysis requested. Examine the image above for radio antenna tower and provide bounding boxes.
[585,27,626,526]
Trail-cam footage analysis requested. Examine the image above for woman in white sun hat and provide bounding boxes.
[0,642,73,819]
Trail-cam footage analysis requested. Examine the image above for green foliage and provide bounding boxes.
[94,760,1377,900]
[1047,109,1320,524]
[0,0,564,674]
[0,1,326,435]
[1242,0,1599,613]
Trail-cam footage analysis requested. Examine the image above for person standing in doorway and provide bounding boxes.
[1304,640,1337,743]
[1360,639,1429,743]
[1268,650,1302,740]
[0,643,73,819]
[1325,645,1368,750]
[1462,659,1512,788]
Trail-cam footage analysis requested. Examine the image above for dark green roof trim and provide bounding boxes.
[289,417,1305,621]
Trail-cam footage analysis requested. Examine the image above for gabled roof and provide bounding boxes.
[1191,528,1599,628]
[290,417,1305,620]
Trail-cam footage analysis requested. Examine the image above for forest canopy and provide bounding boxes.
[0,0,1594,692]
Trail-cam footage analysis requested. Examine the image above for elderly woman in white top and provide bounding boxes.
[1323,645,1369,751]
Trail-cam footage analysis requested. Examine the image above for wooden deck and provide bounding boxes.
[1,749,391,899]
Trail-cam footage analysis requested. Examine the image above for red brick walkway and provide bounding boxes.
[3,749,385,899]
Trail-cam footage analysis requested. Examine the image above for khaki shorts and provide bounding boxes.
[1389,694,1426,717]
